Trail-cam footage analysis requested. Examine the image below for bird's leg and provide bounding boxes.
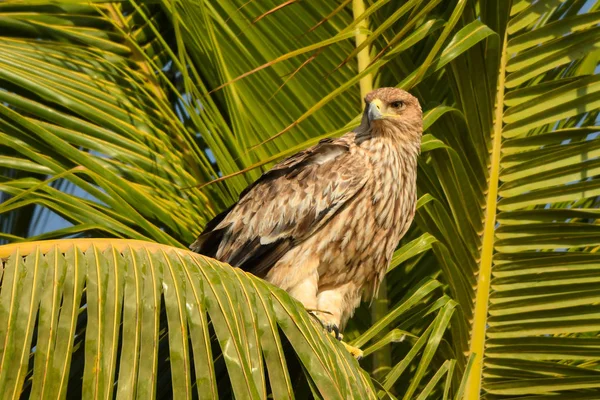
[292,275,362,358]
[307,309,363,360]
[314,287,364,359]
[308,309,342,339]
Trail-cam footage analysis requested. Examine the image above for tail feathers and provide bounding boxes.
[189,204,291,278]
[190,204,235,256]
[190,227,291,279]
[189,227,228,258]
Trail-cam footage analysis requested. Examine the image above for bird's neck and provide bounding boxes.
[355,126,421,231]
[355,123,421,168]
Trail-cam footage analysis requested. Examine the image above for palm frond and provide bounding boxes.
[0,239,377,399]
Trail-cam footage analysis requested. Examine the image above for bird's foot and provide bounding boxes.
[341,342,364,360]
[308,310,342,339]
[308,310,362,359]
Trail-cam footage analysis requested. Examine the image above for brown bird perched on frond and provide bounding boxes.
[191,87,422,356]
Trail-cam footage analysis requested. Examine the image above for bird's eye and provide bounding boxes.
[390,101,404,109]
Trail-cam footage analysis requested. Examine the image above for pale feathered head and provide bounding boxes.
[359,87,423,142]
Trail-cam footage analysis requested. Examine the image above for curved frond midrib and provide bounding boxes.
[466,31,508,398]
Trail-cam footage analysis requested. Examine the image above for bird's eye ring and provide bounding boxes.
[390,101,404,109]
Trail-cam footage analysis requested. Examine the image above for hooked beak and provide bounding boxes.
[367,99,384,121]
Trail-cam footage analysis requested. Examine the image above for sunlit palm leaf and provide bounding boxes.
[432,0,600,397]
[0,239,376,399]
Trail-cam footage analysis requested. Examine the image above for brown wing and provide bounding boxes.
[190,135,369,277]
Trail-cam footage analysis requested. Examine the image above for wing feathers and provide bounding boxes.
[190,134,368,277]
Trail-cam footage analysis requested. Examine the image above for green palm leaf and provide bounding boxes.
[0,239,377,399]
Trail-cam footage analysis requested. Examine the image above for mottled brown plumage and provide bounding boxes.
[191,87,422,335]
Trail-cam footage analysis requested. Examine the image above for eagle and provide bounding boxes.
[191,87,422,347]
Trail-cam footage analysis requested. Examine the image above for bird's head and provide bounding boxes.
[359,87,422,143]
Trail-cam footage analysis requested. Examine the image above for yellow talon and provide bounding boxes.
[341,341,363,360]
